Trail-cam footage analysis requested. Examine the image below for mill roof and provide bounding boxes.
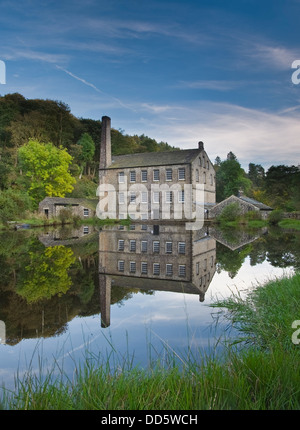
[105,148,204,169]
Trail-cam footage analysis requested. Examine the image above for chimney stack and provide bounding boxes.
[198,141,204,150]
[100,116,111,169]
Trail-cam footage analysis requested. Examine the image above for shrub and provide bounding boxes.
[217,202,241,223]
[0,189,32,223]
[268,209,284,225]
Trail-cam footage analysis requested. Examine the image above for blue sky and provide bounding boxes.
[0,0,299,169]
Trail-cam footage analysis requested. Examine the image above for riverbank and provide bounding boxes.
[1,272,299,410]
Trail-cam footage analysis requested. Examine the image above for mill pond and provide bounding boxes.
[0,222,298,391]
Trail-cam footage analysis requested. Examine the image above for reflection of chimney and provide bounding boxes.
[100,116,111,169]
[99,274,111,328]
[198,141,204,150]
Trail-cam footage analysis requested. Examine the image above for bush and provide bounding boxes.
[0,189,32,223]
[217,202,241,223]
[268,209,284,225]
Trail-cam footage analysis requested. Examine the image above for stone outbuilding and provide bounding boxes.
[209,194,273,220]
[39,197,98,219]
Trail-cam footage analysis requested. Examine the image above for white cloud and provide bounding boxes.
[123,101,300,169]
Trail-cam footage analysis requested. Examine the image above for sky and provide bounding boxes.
[0,0,300,170]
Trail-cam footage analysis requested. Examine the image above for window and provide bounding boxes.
[153,169,160,181]
[130,240,136,252]
[118,172,125,183]
[199,157,202,167]
[196,262,199,275]
[153,191,160,204]
[119,192,125,204]
[118,260,125,272]
[141,170,147,182]
[166,168,172,181]
[178,190,185,203]
[210,174,213,185]
[141,224,147,230]
[118,240,125,251]
[83,226,89,235]
[141,241,148,252]
[178,242,186,254]
[166,264,173,276]
[141,213,148,220]
[130,171,136,182]
[130,192,136,203]
[130,261,136,273]
[211,256,214,267]
[141,191,148,203]
[153,241,160,253]
[153,263,160,275]
[165,191,173,204]
[178,168,185,180]
[83,208,89,217]
[203,172,206,184]
[165,242,173,254]
[196,169,199,182]
[141,262,148,274]
[207,161,209,170]
[130,224,135,230]
[179,265,186,277]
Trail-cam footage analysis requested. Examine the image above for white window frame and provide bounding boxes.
[141,262,148,274]
[118,239,125,251]
[118,260,125,272]
[178,168,185,180]
[166,168,172,181]
[165,242,173,254]
[83,208,89,217]
[178,189,185,203]
[130,171,136,182]
[178,242,186,254]
[130,240,136,252]
[118,172,125,183]
[141,241,148,252]
[179,265,186,277]
[130,261,136,273]
[153,241,160,253]
[166,264,173,276]
[141,170,148,182]
[153,169,160,181]
[153,263,160,275]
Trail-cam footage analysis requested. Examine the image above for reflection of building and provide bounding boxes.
[99,223,216,327]
[39,225,97,247]
[0,320,5,344]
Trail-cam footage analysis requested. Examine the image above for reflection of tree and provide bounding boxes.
[17,246,76,303]
[216,242,253,278]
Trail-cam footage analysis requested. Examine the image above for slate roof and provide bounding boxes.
[39,197,98,210]
[238,195,272,210]
[106,148,203,169]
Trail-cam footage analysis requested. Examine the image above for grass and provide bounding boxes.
[279,219,300,231]
[1,272,300,410]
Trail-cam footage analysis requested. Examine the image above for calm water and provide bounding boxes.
[0,223,298,390]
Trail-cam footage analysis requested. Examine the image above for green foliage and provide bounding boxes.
[0,188,32,223]
[17,245,76,303]
[216,153,252,202]
[18,139,76,203]
[217,202,242,223]
[268,209,284,225]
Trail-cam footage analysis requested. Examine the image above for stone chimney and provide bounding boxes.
[100,116,111,169]
[198,141,204,150]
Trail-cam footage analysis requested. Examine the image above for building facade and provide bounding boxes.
[98,116,216,221]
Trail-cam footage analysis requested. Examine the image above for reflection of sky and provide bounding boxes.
[0,257,294,391]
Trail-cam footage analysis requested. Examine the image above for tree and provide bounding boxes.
[216,153,252,202]
[248,163,265,188]
[77,133,95,176]
[18,139,76,203]
[17,245,76,303]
